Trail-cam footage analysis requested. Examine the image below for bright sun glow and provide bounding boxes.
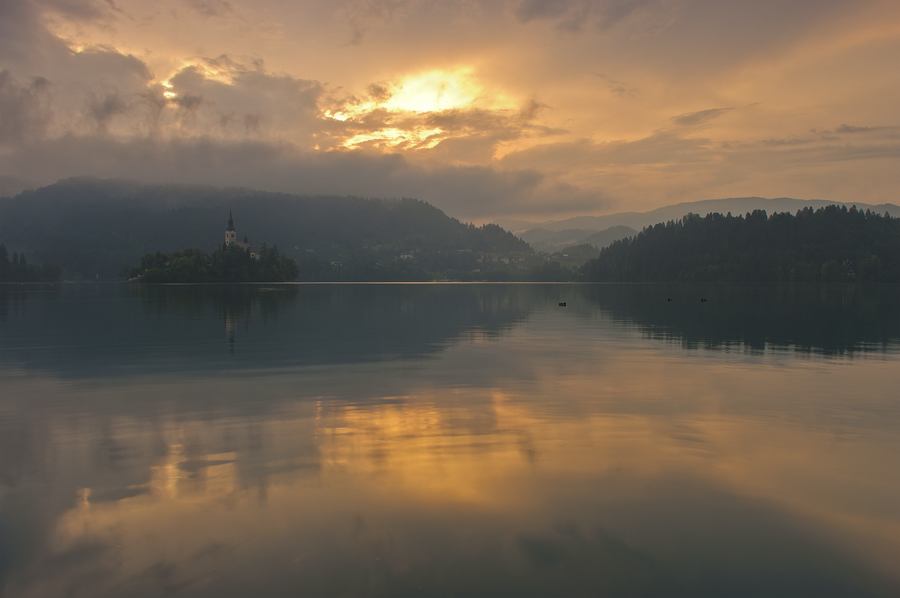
[161,81,177,100]
[323,102,378,122]
[324,68,517,151]
[343,127,444,150]
[382,69,478,113]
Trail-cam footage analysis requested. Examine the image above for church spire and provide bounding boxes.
[225,211,237,245]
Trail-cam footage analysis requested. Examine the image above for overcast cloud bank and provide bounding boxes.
[1,0,898,219]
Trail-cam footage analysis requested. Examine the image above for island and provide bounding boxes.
[122,213,299,283]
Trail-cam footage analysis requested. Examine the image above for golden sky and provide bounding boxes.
[1,0,899,220]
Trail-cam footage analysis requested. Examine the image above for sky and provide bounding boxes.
[1,0,898,221]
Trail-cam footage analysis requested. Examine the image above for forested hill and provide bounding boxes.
[0,178,530,280]
[581,206,900,283]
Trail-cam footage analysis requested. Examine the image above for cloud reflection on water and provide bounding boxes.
[0,284,898,596]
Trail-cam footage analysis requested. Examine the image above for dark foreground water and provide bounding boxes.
[1,283,898,597]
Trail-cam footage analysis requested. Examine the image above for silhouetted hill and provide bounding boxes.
[496,197,898,235]
[519,225,636,253]
[581,206,900,283]
[0,178,531,280]
[579,226,638,250]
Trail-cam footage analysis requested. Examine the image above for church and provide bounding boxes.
[225,211,260,261]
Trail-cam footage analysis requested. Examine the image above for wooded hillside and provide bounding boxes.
[0,178,531,280]
[581,206,899,283]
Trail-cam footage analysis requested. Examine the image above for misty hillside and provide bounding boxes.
[497,197,899,237]
[582,206,900,283]
[0,178,530,280]
[519,225,637,253]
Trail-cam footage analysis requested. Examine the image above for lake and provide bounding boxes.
[1,283,898,597]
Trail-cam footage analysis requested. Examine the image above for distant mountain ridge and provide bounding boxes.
[0,178,531,280]
[520,225,638,253]
[495,197,899,237]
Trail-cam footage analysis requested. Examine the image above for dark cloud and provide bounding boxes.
[2,135,606,219]
[341,0,418,46]
[174,92,203,112]
[0,70,52,143]
[74,46,153,85]
[671,108,732,128]
[0,0,154,140]
[36,0,121,23]
[367,82,392,103]
[514,0,666,32]
[242,112,261,133]
[502,130,712,172]
[832,124,894,135]
[761,136,817,147]
[762,125,900,148]
[0,0,70,71]
[86,89,129,131]
[594,73,636,98]
[185,0,233,18]
[201,54,247,74]
[515,0,573,22]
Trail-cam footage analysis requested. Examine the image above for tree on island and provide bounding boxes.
[124,243,299,283]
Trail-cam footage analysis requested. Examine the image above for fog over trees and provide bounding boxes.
[3,179,898,283]
[0,178,530,281]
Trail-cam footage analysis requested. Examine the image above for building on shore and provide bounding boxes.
[225,212,260,261]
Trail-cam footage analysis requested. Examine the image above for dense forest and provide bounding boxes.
[0,178,532,281]
[581,206,900,283]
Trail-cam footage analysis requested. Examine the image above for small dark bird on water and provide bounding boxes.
[667,298,672,302]
[559,302,567,307]
[700,298,708,302]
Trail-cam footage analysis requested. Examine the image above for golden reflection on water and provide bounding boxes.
[2,306,899,596]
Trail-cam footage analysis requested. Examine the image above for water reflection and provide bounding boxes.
[1,284,899,596]
[1,284,897,382]
[581,283,900,354]
[0,284,542,378]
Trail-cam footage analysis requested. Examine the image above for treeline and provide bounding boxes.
[125,243,299,283]
[581,206,899,283]
[0,243,63,282]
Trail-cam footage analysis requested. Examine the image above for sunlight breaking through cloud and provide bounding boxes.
[1,0,898,217]
[343,127,444,149]
[382,69,479,113]
[323,68,519,151]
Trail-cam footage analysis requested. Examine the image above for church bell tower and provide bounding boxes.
[225,211,236,246]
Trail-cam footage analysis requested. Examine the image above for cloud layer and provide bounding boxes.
[1,0,898,219]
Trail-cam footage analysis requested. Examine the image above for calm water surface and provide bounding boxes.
[1,283,898,597]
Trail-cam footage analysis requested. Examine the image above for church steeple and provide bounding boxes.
[225,211,237,245]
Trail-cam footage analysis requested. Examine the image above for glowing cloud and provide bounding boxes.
[343,127,444,149]
[383,69,479,113]
[323,68,519,152]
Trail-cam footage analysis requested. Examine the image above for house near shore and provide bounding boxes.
[225,211,260,261]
